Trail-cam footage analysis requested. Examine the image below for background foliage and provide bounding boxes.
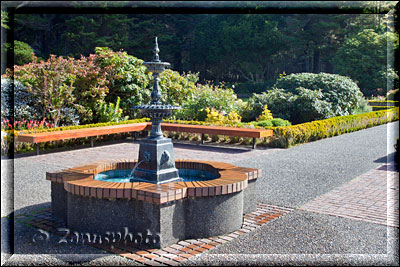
[3,6,397,97]
[242,73,369,124]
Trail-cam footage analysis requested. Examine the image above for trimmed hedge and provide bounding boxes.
[9,108,399,151]
[368,100,399,107]
[371,106,393,111]
[268,107,398,148]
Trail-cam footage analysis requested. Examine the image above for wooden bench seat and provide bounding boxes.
[17,122,149,155]
[17,121,273,155]
[160,123,273,149]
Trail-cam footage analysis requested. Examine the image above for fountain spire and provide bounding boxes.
[153,37,160,62]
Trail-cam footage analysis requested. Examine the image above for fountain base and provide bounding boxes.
[46,159,261,248]
[135,137,180,184]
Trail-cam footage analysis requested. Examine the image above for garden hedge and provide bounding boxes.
[9,107,399,151]
[371,106,394,111]
[368,100,399,107]
[268,107,398,148]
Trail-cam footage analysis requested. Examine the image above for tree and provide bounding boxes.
[332,28,399,96]
[13,40,34,65]
[61,14,134,57]
[279,14,349,74]
[189,14,287,83]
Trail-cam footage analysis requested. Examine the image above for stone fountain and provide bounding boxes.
[131,37,181,184]
[46,38,261,249]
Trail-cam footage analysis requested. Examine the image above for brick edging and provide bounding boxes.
[46,159,261,205]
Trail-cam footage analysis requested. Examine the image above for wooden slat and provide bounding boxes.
[160,123,273,138]
[17,122,150,143]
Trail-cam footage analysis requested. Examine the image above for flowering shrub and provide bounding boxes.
[1,117,54,156]
[1,118,53,131]
[204,108,242,126]
[3,47,205,126]
[3,54,108,126]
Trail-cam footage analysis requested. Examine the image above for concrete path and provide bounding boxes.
[1,121,398,266]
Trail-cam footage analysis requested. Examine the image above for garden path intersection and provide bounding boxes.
[1,122,399,266]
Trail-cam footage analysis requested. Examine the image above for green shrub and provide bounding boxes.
[92,47,152,119]
[290,87,333,123]
[13,41,35,65]
[97,97,129,122]
[95,47,199,119]
[252,118,291,128]
[159,69,198,106]
[241,89,296,122]
[270,118,292,127]
[174,83,244,121]
[274,72,366,117]
[243,73,368,124]
[252,120,273,127]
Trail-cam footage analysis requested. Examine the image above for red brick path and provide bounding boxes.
[300,163,399,228]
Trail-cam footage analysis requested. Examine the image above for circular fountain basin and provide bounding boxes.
[94,168,219,183]
[46,159,261,248]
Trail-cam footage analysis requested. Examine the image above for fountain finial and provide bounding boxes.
[153,37,160,62]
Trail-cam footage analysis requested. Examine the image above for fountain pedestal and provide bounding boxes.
[134,137,180,184]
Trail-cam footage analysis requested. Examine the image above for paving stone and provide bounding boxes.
[300,165,399,227]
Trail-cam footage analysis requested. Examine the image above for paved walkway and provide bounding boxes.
[301,164,399,228]
[1,121,399,266]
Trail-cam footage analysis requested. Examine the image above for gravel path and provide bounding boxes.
[1,121,398,266]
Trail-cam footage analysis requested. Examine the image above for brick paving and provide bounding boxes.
[13,203,292,266]
[300,163,399,228]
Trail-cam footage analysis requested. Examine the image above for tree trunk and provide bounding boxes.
[313,49,320,73]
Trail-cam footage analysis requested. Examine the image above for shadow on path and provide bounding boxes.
[3,202,113,266]
[374,152,397,164]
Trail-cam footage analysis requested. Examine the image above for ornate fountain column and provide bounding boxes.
[132,37,181,184]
